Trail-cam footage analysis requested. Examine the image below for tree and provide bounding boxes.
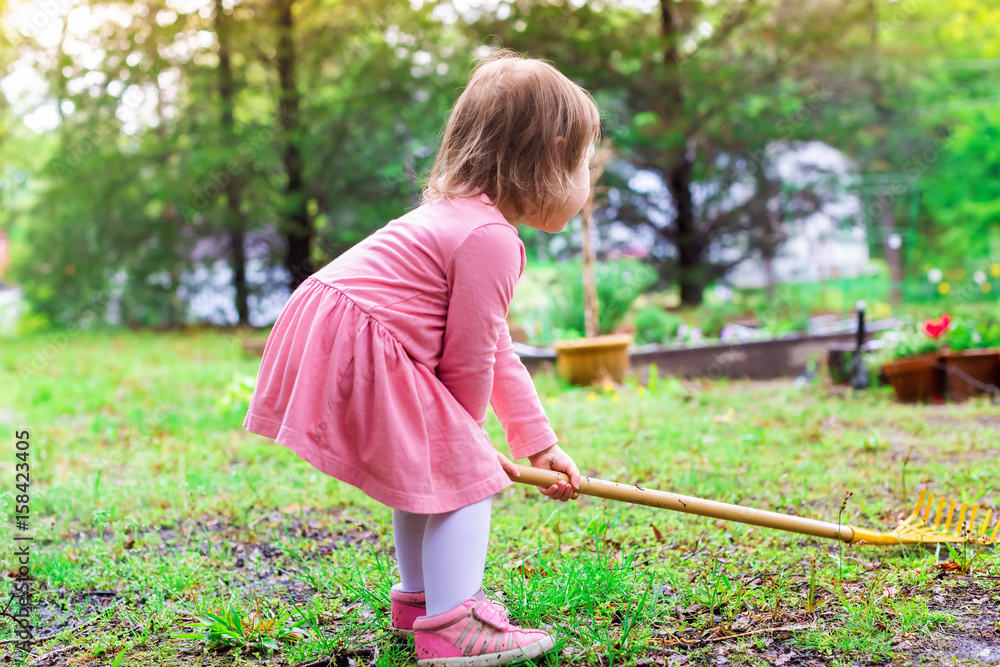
[7,0,463,326]
[216,0,250,324]
[472,1,879,304]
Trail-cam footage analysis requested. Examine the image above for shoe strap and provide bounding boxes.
[472,599,511,631]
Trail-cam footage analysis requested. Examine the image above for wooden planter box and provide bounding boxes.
[882,354,943,403]
[514,320,900,380]
[943,348,1000,401]
[553,334,633,386]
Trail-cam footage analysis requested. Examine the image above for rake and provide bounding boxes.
[508,465,998,547]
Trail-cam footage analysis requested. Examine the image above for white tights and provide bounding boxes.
[392,494,493,616]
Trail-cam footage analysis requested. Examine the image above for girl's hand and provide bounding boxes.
[495,450,521,478]
[527,444,580,502]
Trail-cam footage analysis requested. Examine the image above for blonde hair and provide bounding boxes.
[422,49,601,223]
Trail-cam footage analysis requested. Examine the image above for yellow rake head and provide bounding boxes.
[849,489,999,546]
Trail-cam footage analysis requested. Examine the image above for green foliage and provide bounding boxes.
[875,313,952,360]
[633,306,684,345]
[6,0,1000,325]
[692,301,745,338]
[892,328,945,360]
[940,303,1000,350]
[754,295,811,337]
[922,108,1000,267]
[980,322,1000,348]
[7,0,461,328]
[552,259,657,337]
[944,318,981,351]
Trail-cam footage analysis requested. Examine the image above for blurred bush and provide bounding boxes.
[691,301,745,339]
[551,258,658,337]
[633,307,684,345]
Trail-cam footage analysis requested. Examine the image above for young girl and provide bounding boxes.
[243,50,598,667]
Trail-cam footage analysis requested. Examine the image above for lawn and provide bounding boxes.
[1,330,997,666]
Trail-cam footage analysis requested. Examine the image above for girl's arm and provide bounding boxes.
[490,324,580,501]
[437,223,580,501]
[436,224,522,430]
[488,322,558,460]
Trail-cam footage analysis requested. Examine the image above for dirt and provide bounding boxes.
[918,577,1000,666]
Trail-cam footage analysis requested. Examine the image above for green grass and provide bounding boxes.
[1,329,997,666]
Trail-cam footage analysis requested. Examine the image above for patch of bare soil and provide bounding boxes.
[926,414,1000,432]
[912,577,1000,666]
[638,571,999,667]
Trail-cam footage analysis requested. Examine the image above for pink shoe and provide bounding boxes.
[390,584,426,638]
[413,593,555,667]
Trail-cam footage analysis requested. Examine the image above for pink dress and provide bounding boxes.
[243,194,557,514]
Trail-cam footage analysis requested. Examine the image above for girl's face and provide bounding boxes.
[520,142,597,233]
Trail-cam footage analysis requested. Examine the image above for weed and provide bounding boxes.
[172,595,306,656]
[837,489,854,581]
[803,552,824,614]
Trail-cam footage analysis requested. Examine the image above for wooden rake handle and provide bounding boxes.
[508,464,856,544]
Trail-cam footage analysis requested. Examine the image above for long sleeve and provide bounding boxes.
[489,322,558,460]
[437,223,523,428]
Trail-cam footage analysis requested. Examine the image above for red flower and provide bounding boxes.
[923,313,952,339]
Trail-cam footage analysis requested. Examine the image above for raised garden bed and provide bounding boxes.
[514,318,900,381]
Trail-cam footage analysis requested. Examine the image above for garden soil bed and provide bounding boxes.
[516,320,899,381]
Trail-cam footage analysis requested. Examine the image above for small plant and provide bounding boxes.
[803,552,824,614]
[979,320,1000,347]
[172,597,306,656]
[764,576,787,622]
[878,313,951,360]
[895,316,949,358]
[633,307,683,345]
[837,490,854,581]
[943,317,983,351]
[693,301,744,338]
[691,556,745,619]
[549,258,657,337]
[754,297,810,337]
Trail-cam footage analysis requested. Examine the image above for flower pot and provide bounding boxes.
[942,349,1000,402]
[553,334,633,386]
[881,354,943,403]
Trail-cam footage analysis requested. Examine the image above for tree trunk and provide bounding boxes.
[152,72,185,326]
[580,148,613,337]
[660,0,702,306]
[216,0,249,324]
[581,202,599,338]
[867,0,902,304]
[275,0,312,292]
[883,213,904,304]
[670,149,702,305]
[763,252,775,300]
